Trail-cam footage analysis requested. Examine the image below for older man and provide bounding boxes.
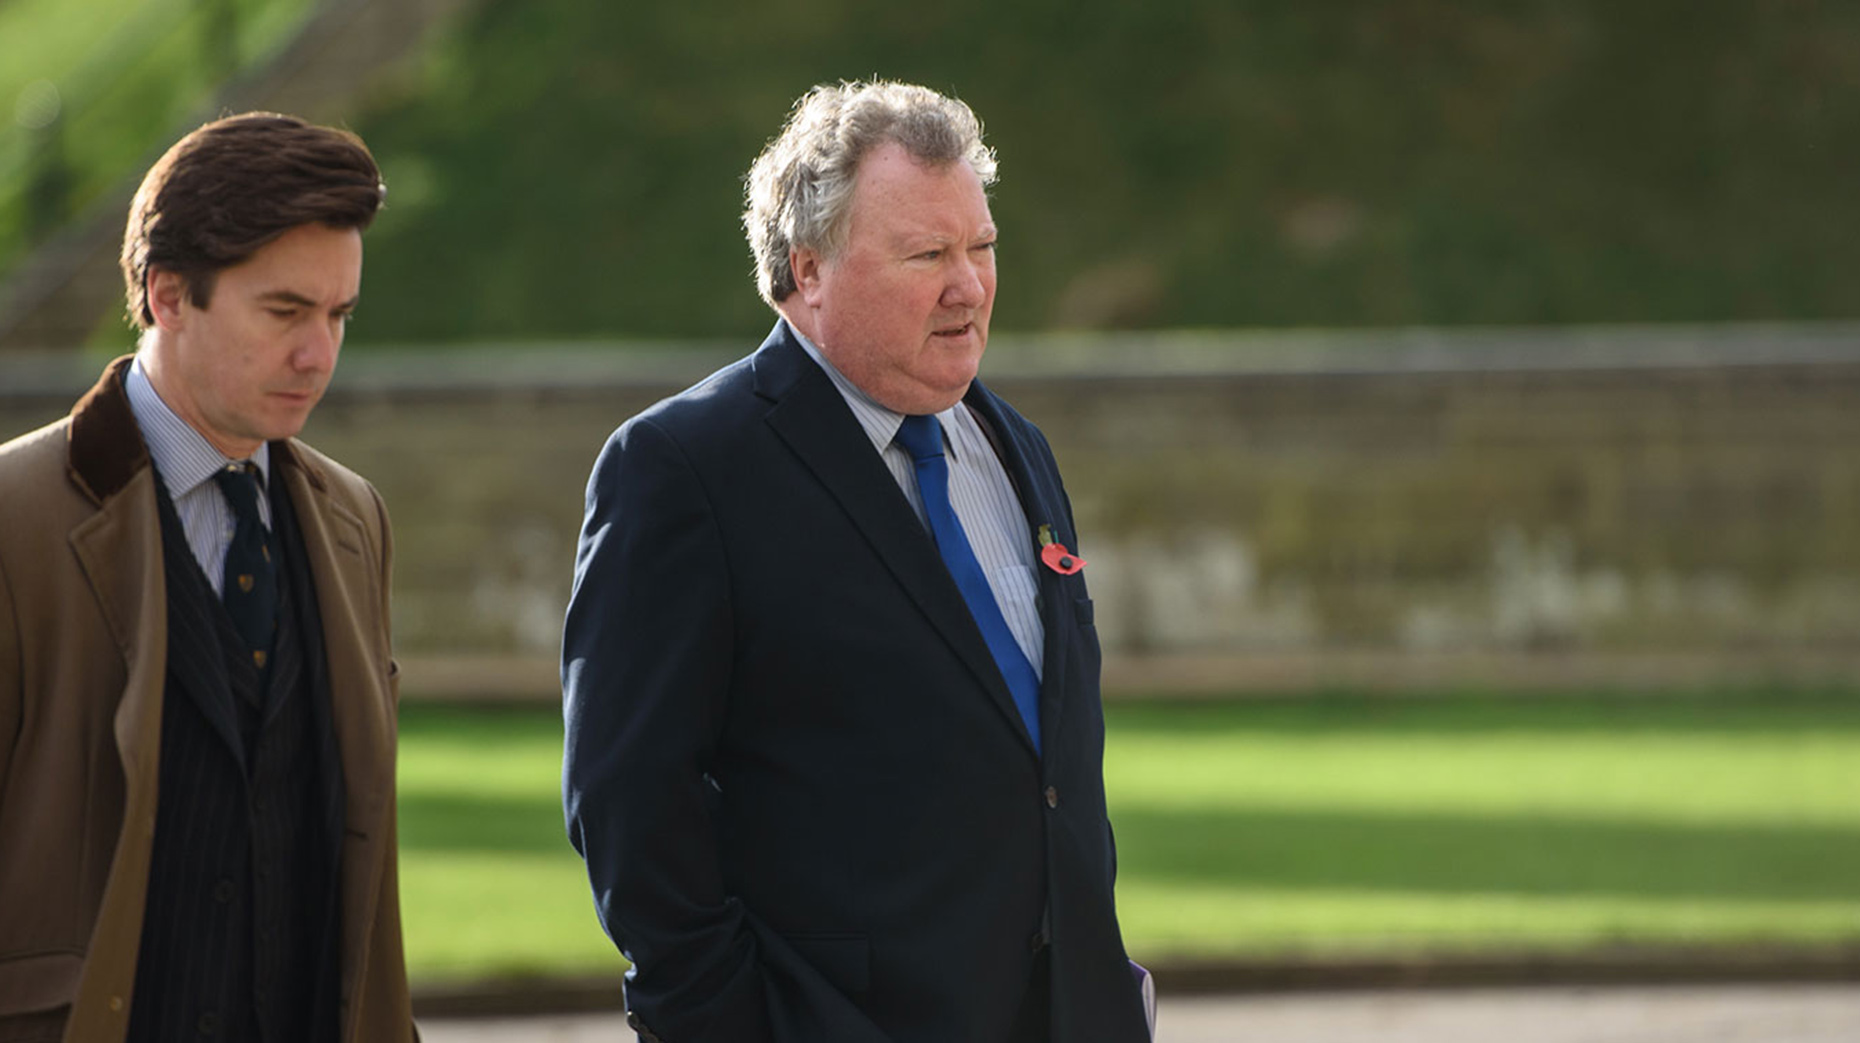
[564,81,1150,1042]
[0,114,412,1042]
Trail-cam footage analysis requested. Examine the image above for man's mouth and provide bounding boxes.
[932,322,973,338]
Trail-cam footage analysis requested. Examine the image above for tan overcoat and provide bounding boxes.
[0,357,414,1042]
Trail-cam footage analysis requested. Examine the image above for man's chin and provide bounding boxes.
[913,376,979,415]
[255,415,313,445]
[264,394,322,429]
[869,377,971,416]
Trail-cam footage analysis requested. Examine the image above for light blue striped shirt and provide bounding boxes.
[125,356,273,596]
[792,326,1045,678]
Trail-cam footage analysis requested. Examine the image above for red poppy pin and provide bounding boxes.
[1037,524,1087,575]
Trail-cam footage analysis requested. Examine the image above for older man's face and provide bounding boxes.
[794,142,997,416]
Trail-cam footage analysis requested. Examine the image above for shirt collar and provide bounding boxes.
[126,355,271,500]
[788,322,960,460]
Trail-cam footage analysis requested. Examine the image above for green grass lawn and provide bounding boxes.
[396,691,1860,983]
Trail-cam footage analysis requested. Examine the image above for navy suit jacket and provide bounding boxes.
[563,322,1149,1042]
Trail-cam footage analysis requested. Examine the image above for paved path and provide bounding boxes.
[419,984,1860,1042]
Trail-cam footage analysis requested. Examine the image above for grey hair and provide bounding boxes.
[743,80,998,306]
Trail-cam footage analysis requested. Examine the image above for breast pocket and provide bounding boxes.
[992,563,1040,619]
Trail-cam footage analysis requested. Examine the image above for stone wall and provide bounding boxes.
[6,325,1858,695]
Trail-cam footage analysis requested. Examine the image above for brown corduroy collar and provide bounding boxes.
[64,354,321,505]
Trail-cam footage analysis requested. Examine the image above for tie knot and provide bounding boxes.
[895,414,945,463]
[213,463,264,522]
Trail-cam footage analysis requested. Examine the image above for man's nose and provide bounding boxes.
[943,256,988,308]
[295,317,342,371]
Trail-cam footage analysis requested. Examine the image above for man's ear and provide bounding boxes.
[146,268,191,332]
[791,247,826,307]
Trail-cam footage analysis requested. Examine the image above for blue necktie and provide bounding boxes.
[896,414,1041,752]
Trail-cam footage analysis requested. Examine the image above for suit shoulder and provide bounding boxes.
[610,354,761,451]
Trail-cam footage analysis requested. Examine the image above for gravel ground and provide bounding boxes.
[418,983,1860,1042]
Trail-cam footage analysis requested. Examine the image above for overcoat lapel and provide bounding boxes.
[753,326,1038,755]
[276,441,394,975]
[62,356,172,784]
[66,474,170,782]
[55,357,175,1043]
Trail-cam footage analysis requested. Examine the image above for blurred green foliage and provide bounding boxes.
[346,0,1860,341]
[0,0,314,270]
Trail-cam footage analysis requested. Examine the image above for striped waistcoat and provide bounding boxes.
[127,467,343,1043]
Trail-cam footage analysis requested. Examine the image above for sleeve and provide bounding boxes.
[367,480,417,1039]
[0,550,17,792]
[560,417,770,1043]
[369,482,400,706]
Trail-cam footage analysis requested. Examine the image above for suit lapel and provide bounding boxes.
[149,474,248,765]
[754,325,1036,754]
[962,382,1077,756]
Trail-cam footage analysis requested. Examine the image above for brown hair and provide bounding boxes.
[120,112,384,328]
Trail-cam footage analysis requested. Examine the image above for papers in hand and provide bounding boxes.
[1130,960,1156,1039]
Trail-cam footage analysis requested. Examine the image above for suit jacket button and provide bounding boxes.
[1044,785,1059,808]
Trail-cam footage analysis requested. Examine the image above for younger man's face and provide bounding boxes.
[148,222,361,459]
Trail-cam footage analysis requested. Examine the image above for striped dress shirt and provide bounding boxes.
[793,328,1045,678]
[125,356,273,597]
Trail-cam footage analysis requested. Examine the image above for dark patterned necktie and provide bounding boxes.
[213,463,279,676]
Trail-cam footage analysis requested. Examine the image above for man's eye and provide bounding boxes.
[267,309,296,319]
